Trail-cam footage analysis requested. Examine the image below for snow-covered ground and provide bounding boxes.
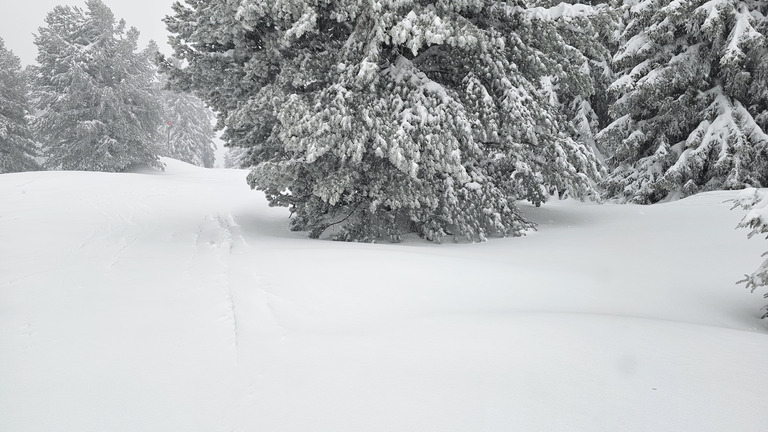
[1,158,767,432]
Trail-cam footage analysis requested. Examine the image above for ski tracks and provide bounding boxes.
[191,213,287,362]
[191,212,291,431]
[192,214,241,360]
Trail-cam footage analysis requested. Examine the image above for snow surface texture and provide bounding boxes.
[1,158,767,431]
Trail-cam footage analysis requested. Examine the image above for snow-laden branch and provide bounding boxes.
[732,188,768,318]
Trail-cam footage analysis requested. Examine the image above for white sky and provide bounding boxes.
[0,0,176,66]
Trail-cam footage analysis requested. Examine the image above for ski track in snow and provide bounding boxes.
[189,212,287,366]
[193,213,241,358]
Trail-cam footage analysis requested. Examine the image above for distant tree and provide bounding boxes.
[33,0,162,172]
[0,38,38,174]
[158,79,217,168]
[598,0,768,203]
[162,0,600,241]
[223,146,248,169]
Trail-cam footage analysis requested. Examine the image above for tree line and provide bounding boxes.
[4,0,768,243]
[0,0,216,174]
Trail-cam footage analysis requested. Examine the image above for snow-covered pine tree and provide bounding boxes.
[0,38,38,174]
[33,0,163,172]
[598,0,768,203]
[527,0,619,163]
[223,146,248,169]
[163,0,600,241]
[159,79,217,168]
[732,188,768,318]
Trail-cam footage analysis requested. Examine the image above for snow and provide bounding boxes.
[740,188,768,229]
[733,188,768,304]
[722,4,762,66]
[387,55,452,103]
[284,8,318,41]
[527,2,598,21]
[1,158,767,431]
[613,33,653,64]
[697,0,730,34]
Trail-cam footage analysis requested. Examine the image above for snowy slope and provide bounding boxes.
[1,158,767,432]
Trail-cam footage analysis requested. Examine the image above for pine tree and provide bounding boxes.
[598,0,768,203]
[159,84,217,168]
[0,38,38,174]
[163,0,601,241]
[33,0,162,172]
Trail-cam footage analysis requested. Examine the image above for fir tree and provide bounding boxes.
[598,0,768,203]
[159,84,217,168]
[33,0,163,172]
[0,38,38,174]
[163,0,600,241]
[223,146,248,169]
[528,0,619,163]
[732,188,768,318]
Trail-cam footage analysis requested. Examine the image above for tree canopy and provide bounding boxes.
[33,0,162,172]
[598,0,768,203]
[163,0,602,241]
[0,38,38,174]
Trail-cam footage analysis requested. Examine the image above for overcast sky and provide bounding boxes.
[0,0,175,66]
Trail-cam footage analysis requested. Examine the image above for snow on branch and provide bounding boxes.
[525,2,600,21]
[721,4,763,67]
[732,188,768,318]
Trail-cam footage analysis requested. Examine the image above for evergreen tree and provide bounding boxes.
[528,0,619,162]
[223,146,248,169]
[0,38,38,174]
[33,0,162,172]
[598,0,768,203]
[732,188,768,318]
[163,0,600,242]
[158,80,217,168]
